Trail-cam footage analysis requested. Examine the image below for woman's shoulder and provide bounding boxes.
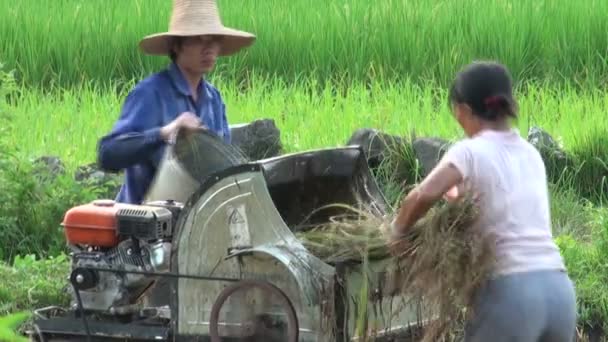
[444,136,479,156]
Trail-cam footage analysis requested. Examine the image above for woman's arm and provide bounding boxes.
[391,162,464,237]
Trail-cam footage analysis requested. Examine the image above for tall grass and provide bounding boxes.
[7,77,607,168]
[2,0,608,88]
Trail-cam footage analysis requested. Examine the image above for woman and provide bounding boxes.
[384,61,577,341]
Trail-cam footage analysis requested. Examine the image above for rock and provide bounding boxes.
[32,155,65,180]
[528,126,561,151]
[229,119,282,160]
[527,126,571,174]
[346,128,418,192]
[412,137,452,176]
[346,128,407,169]
[74,162,122,199]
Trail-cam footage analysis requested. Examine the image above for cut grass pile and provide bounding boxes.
[2,0,608,88]
[297,194,494,341]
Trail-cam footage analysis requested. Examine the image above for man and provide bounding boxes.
[97,0,255,204]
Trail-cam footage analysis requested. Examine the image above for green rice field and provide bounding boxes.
[5,79,608,170]
[1,0,607,170]
[2,0,608,88]
[1,0,608,338]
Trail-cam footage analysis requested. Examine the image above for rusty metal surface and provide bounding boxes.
[208,279,299,342]
[172,167,335,341]
[31,315,169,341]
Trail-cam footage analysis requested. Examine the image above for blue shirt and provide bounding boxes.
[97,62,231,204]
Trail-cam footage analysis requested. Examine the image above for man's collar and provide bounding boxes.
[167,62,211,100]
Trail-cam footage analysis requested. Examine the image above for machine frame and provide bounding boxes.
[30,146,426,342]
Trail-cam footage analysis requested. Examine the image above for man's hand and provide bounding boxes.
[160,112,206,141]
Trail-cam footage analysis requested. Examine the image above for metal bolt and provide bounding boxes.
[76,274,84,283]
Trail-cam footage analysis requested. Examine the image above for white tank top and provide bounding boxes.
[440,128,566,276]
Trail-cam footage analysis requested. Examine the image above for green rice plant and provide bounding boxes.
[565,129,608,204]
[2,0,608,88]
[0,151,107,262]
[0,64,110,262]
[372,136,425,207]
[557,226,608,333]
[549,183,598,240]
[0,311,30,342]
[554,204,608,335]
[0,254,71,316]
[6,77,608,173]
[0,63,18,158]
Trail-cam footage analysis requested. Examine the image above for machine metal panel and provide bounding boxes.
[30,135,430,341]
[172,167,336,341]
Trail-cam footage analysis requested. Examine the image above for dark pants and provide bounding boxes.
[465,270,577,342]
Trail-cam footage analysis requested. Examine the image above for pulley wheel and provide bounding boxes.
[209,279,299,342]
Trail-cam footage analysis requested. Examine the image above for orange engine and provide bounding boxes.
[62,199,179,248]
[62,199,123,247]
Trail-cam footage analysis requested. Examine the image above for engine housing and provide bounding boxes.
[62,199,176,247]
[116,206,173,241]
[62,199,182,313]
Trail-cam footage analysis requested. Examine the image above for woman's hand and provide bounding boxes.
[379,219,408,257]
[390,162,464,238]
[444,185,460,202]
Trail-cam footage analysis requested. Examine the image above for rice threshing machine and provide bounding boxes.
[29,131,426,341]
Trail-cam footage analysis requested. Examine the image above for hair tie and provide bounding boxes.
[484,95,503,109]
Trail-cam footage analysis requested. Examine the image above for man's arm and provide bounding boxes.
[208,85,231,144]
[221,102,231,144]
[97,85,165,172]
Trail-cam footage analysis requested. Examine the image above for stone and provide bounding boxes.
[346,128,418,192]
[528,126,561,151]
[527,126,571,175]
[229,119,282,160]
[32,155,65,179]
[412,137,452,176]
[346,128,407,169]
[74,162,123,199]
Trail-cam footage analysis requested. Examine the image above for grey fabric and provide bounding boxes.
[465,270,577,342]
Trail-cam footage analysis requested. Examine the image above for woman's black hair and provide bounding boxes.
[448,61,518,120]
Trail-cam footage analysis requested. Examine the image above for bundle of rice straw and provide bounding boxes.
[295,203,393,264]
[296,193,497,342]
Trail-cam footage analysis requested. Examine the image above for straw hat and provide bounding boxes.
[139,0,255,56]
